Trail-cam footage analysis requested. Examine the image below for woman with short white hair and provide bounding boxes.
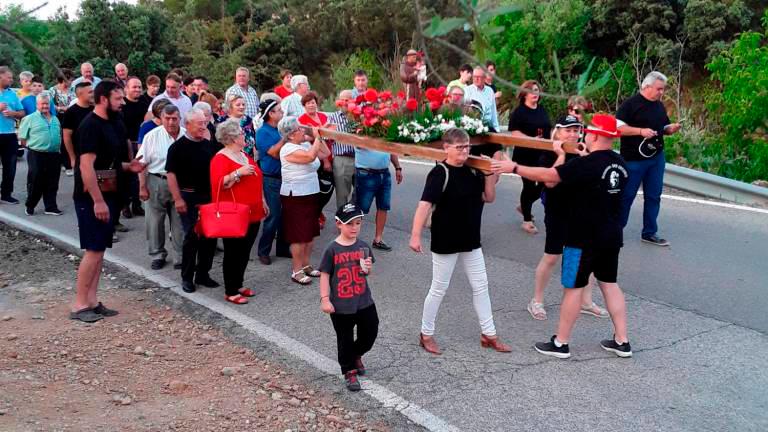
[277,116,331,285]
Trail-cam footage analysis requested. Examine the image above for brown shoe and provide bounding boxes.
[258,256,272,265]
[480,334,512,353]
[419,333,442,355]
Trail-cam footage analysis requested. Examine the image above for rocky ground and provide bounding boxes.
[0,225,391,432]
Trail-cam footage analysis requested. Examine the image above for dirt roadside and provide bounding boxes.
[0,224,396,432]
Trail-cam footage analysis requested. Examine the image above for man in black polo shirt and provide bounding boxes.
[70,81,146,323]
[616,71,681,247]
[121,76,149,218]
[166,108,219,293]
[492,114,633,359]
[61,82,94,176]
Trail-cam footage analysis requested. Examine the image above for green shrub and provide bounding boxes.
[330,49,390,93]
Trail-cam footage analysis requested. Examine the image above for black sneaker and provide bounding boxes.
[195,275,220,288]
[600,338,633,358]
[132,204,145,216]
[344,370,361,392]
[44,208,63,216]
[1,196,20,205]
[372,240,392,251]
[354,356,366,376]
[93,302,119,317]
[534,335,571,359]
[641,235,670,247]
[182,280,196,293]
[150,258,166,270]
[24,207,34,216]
[114,223,130,233]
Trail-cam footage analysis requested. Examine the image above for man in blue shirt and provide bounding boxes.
[20,75,56,116]
[0,66,26,204]
[354,147,403,251]
[255,99,291,264]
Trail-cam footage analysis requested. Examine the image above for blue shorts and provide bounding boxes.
[561,246,620,288]
[74,195,118,252]
[354,168,391,213]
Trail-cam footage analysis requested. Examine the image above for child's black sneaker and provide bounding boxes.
[344,370,361,391]
[354,356,366,376]
[600,338,633,358]
[534,335,571,359]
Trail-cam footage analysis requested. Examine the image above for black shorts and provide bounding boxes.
[561,246,620,288]
[544,214,567,255]
[74,195,118,252]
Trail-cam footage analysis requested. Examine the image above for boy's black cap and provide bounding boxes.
[554,114,583,129]
[335,203,364,224]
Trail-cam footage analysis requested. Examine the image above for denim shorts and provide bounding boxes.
[354,168,391,213]
[74,195,118,252]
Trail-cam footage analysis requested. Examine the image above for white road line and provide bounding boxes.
[400,158,768,214]
[0,209,460,432]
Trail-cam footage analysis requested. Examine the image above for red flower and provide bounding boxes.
[425,88,439,102]
[405,98,418,111]
[382,119,392,127]
[391,102,400,110]
[335,99,346,108]
[397,91,406,100]
[437,86,447,95]
[363,106,375,118]
[355,95,365,104]
[380,90,392,101]
[347,102,357,112]
[364,89,379,103]
[377,108,389,117]
[352,106,362,116]
[429,100,442,111]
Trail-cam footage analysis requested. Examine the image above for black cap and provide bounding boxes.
[335,203,364,224]
[554,114,583,129]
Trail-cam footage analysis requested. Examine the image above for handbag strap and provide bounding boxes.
[214,172,240,211]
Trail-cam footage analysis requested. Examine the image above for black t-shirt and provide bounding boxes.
[74,112,128,198]
[509,104,551,165]
[555,150,629,249]
[206,123,223,151]
[165,136,217,200]
[61,104,93,156]
[139,93,154,109]
[319,239,375,315]
[616,93,671,161]
[122,97,150,142]
[421,163,486,254]
[540,152,578,219]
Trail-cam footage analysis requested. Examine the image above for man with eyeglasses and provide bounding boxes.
[616,71,682,247]
[464,66,502,158]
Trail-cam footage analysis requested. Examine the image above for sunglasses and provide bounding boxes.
[448,144,470,150]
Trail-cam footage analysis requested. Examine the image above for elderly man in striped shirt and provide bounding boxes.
[225,67,259,118]
[328,89,357,211]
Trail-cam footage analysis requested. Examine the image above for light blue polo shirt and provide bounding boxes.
[355,148,390,170]
[0,88,23,134]
[18,111,61,152]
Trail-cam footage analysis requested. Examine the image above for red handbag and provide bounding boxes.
[197,179,251,238]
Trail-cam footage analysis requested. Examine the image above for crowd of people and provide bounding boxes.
[0,55,680,391]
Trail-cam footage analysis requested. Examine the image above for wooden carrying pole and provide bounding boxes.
[317,129,582,172]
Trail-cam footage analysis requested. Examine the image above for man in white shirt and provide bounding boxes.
[146,73,192,121]
[137,104,185,270]
[464,66,502,158]
[225,67,259,118]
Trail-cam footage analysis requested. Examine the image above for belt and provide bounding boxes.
[357,167,388,174]
[180,188,196,193]
[334,153,355,158]
[149,172,167,180]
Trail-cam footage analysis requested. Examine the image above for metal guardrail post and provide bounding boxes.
[663,163,768,207]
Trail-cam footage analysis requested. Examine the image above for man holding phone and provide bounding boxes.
[616,71,681,247]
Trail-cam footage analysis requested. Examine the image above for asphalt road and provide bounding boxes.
[1,157,766,431]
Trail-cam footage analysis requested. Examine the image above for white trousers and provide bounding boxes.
[421,248,496,336]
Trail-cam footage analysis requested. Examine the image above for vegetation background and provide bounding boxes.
[1,0,766,183]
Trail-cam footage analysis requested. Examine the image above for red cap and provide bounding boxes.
[585,113,621,138]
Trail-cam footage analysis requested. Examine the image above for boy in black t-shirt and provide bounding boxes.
[319,203,379,392]
[492,114,633,359]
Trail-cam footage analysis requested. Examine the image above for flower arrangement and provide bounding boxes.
[336,87,489,144]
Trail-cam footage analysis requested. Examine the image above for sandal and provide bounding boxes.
[69,307,103,323]
[521,221,538,235]
[527,299,547,320]
[238,288,256,297]
[302,266,321,278]
[581,302,609,318]
[291,270,312,285]
[225,294,248,305]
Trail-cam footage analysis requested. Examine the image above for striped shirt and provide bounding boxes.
[327,111,355,156]
[225,84,260,118]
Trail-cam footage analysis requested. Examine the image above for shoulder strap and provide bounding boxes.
[438,163,450,193]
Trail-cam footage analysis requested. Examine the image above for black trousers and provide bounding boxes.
[25,150,61,211]
[330,304,379,374]
[179,191,216,283]
[222,222,260,296]
[0,134,18,199]
[520,178,543,222]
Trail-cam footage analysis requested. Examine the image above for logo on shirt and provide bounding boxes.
[601,164,628,194]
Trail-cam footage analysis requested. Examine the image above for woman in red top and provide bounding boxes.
[298,91,335,228]
[210,118,269,305]
[273,69,293,99]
